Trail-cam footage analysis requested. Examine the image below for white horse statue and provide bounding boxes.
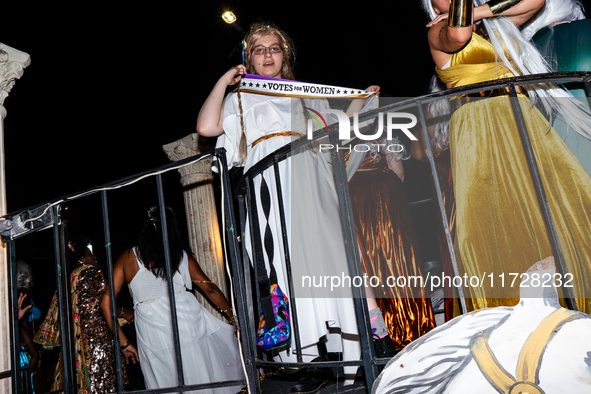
[372,257,591,394]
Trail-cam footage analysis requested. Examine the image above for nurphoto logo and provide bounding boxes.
[303,107,418,153]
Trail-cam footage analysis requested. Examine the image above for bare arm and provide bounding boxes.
[427,0,546,31]
[387,154,405,182]
[187,254,234,322]
[411,127,428,163]
[196,65,247,137]
[100,250,139,364]
[474,0,545,26]
[427,0,545,68]
[17,293,32,320]
[20,319,39,372]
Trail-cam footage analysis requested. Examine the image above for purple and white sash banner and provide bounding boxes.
[236,74,376,98]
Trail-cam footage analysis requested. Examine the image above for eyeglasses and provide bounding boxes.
[251,45,283,56]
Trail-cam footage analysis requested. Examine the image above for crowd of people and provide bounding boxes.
[12,0,591,393]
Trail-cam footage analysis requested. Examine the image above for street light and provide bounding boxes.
[222,10,244,33]
[222,11,237,24]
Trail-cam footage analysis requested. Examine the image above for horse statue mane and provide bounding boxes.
[372,257,591,394]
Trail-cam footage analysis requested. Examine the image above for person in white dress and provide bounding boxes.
[100,206,244,394]
[197,22,393,393]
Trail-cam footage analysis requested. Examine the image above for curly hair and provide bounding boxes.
[242,22,296,80]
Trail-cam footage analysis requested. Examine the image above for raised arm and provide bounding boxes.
[100,249,139,364]
[17,292,32,320]
[475,0,545,27]
[427,0,546,68]
[427,0,474,60]
[427,0,546,32]
[196,64,247,137]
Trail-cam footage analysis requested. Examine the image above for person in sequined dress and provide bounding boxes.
[35,238,133,393]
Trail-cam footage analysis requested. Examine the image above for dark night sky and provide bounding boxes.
[0,0,442,327]
[2,1,591,254]
[1,1,436,212]
[3,1,591,212]
[3,0,591,333]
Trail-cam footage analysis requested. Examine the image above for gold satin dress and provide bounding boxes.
[436,33,591,312]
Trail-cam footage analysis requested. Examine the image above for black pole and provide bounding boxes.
[216,150,257,393]
[327,124,378,387]
[8,240,21,394]
[507,83,577,310]
[54,207,75,394]
[101,190,125,392]
[416,100,468,314]
[272,157,303,362]
[155,174,185,387]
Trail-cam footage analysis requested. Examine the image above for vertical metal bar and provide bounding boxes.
[238,192,258,365]
[8,241,21,394]
[327,124,377,388]
[508,83,577,310]
[54,206,74,394]
[23,368,32,394]
[245,175,268,357]
[101,190,124,393]
[416,100,468,314]
[272,157,303,363]
[155,173,185,387]
[217,151,258,394]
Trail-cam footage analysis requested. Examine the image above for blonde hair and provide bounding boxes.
[242,23,296,80]
[237,23,298,163]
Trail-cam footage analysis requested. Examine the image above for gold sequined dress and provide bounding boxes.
[35,265,124,393]
[436,33,591,312]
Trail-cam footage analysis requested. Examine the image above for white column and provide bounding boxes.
[163,133,226,320]
[0,42,30,394]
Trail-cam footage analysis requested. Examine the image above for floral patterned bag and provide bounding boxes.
[256,282,291,351]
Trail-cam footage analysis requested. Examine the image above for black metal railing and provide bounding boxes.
[2,71,590,394]
[1,149,257,394]
[235,71,591,393]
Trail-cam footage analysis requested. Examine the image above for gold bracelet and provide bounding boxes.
[120,341,130,351]
[228,316,236,325]
[219,308,232,313]
[192,279,216,285]
[487,0,522,15]
[449,0,473,28]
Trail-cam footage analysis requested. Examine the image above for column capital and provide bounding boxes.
[0,43,30,106]
[163,133,217,184]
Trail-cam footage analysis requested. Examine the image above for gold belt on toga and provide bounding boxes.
[251,131,304,148]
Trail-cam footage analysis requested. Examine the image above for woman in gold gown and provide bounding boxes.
[422,0,591,312]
